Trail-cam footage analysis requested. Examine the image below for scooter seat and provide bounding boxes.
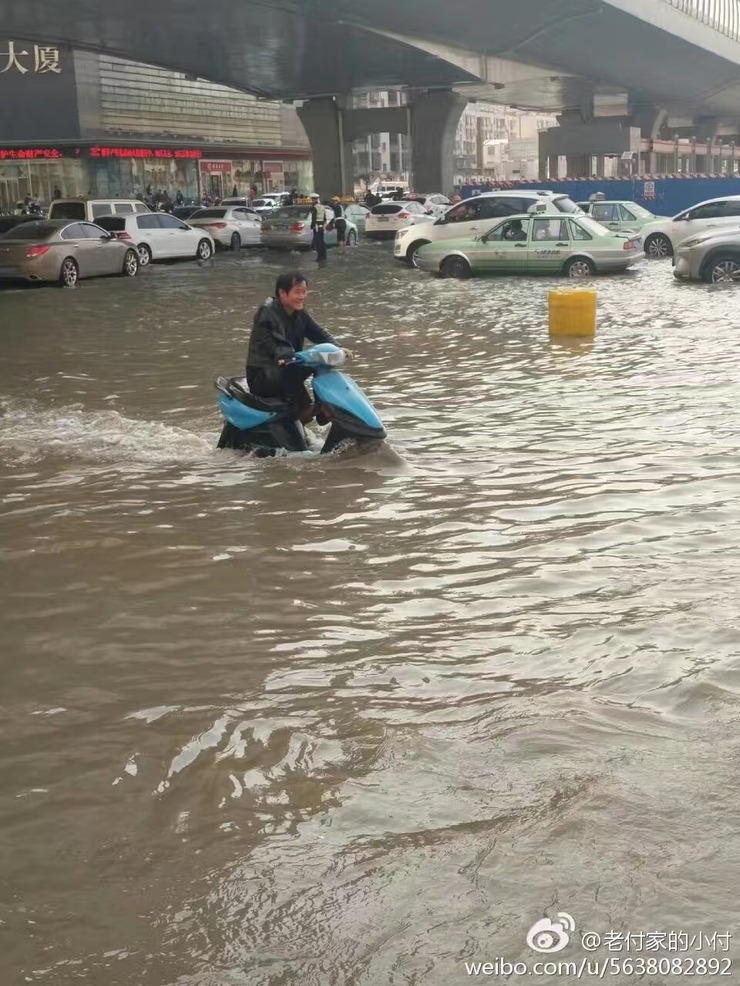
[217,376,291,413]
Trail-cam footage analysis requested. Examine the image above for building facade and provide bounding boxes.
[347,89,558,190]
[455,104,558,183]
[351,91,411,184]
[0,39,313,210]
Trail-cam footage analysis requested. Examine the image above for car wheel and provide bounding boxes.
[137,243,152,266]
[197,238,213,260]
[407,239,431,267]
[644,233,672,259]
[706,256,740,284]
[440,255,471,279]
[565,256,595,278]
[230,232,241,251]
[122,249,139,277]
[347,230,357,247]
[59,257,79,287]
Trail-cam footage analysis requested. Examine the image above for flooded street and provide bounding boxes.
[2,246,740,985]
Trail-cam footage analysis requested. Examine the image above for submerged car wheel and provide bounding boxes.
[122,249,139,277]
[644,233,672,259]
[137,243,152,266]
[407,239,431,267]
[565,256,595,278]
[440,255,471,279]
[60,257,79,287]
[707,257,740,283]
[230,232,241,251]
[197,238,213,260]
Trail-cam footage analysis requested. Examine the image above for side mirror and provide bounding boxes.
[105,231,117,240]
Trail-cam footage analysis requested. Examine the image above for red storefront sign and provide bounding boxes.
[199,160,232,173]
[0,147,65,159]
[88,147,202,159]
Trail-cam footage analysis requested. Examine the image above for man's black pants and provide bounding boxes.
[312,227,327,261]
[247,364,314,421]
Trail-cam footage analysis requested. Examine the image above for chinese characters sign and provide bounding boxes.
[1,41,62,74]
[0,147,204,161]
[0,148,65,160]
[89,147,202,159]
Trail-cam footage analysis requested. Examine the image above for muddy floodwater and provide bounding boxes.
[2,246,740,985]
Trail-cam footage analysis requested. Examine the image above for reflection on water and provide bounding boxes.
[2,249,740,984]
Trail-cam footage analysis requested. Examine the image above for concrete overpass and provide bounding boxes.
[3,0,740,193]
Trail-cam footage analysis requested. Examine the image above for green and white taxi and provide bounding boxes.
[412,214,644,278]
[577,199,669,235]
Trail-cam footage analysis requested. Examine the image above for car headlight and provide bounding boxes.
[679,238,703,250]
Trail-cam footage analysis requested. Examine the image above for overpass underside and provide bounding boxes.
[3,0,740,192]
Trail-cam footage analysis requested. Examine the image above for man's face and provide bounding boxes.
[279,282,308,312]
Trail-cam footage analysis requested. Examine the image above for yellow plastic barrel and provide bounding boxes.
[548,289,597,338]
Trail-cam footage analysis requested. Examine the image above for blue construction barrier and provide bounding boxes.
[461,176,740,216]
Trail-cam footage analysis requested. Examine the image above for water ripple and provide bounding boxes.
[3,249,740,984]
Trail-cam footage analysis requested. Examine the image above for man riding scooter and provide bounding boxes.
[246,271,353,425]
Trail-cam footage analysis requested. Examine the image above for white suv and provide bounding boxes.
[393,190,582,265]
[639,196,740,258]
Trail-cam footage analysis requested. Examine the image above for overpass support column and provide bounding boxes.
[409,90,467,194]
[297,97,355,199]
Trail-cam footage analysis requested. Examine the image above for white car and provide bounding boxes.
[96,212,215,266]
[365,200,434,240]
[373,182,409,200]
[186,206,263,250]
[219,196,252,208]
[416,193,452,218]
[250,194,292,214]
[393,189,581,265]
[639,195,740,258]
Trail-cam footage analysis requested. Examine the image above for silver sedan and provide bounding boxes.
[261,205,358,250]
[673,228,740,283]
[0,219,139,286]
[187,207,263,250]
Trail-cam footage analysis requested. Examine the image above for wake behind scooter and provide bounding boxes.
[215,344,386,456]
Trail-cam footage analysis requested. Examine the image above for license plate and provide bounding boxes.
[378,217,389,222]
[0,265,17,274]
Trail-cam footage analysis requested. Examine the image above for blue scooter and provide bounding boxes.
[215,343,386,455]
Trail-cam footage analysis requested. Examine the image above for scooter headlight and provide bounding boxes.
[314,349,346,366]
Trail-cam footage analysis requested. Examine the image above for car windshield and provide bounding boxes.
[191,209,227,218]
[1,223,56,239]
[269,207,312,220]
[574,216,617,237]
[553,196,581,214]
[252,199,273,208]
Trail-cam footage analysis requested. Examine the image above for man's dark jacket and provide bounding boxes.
[246,296,338,395]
